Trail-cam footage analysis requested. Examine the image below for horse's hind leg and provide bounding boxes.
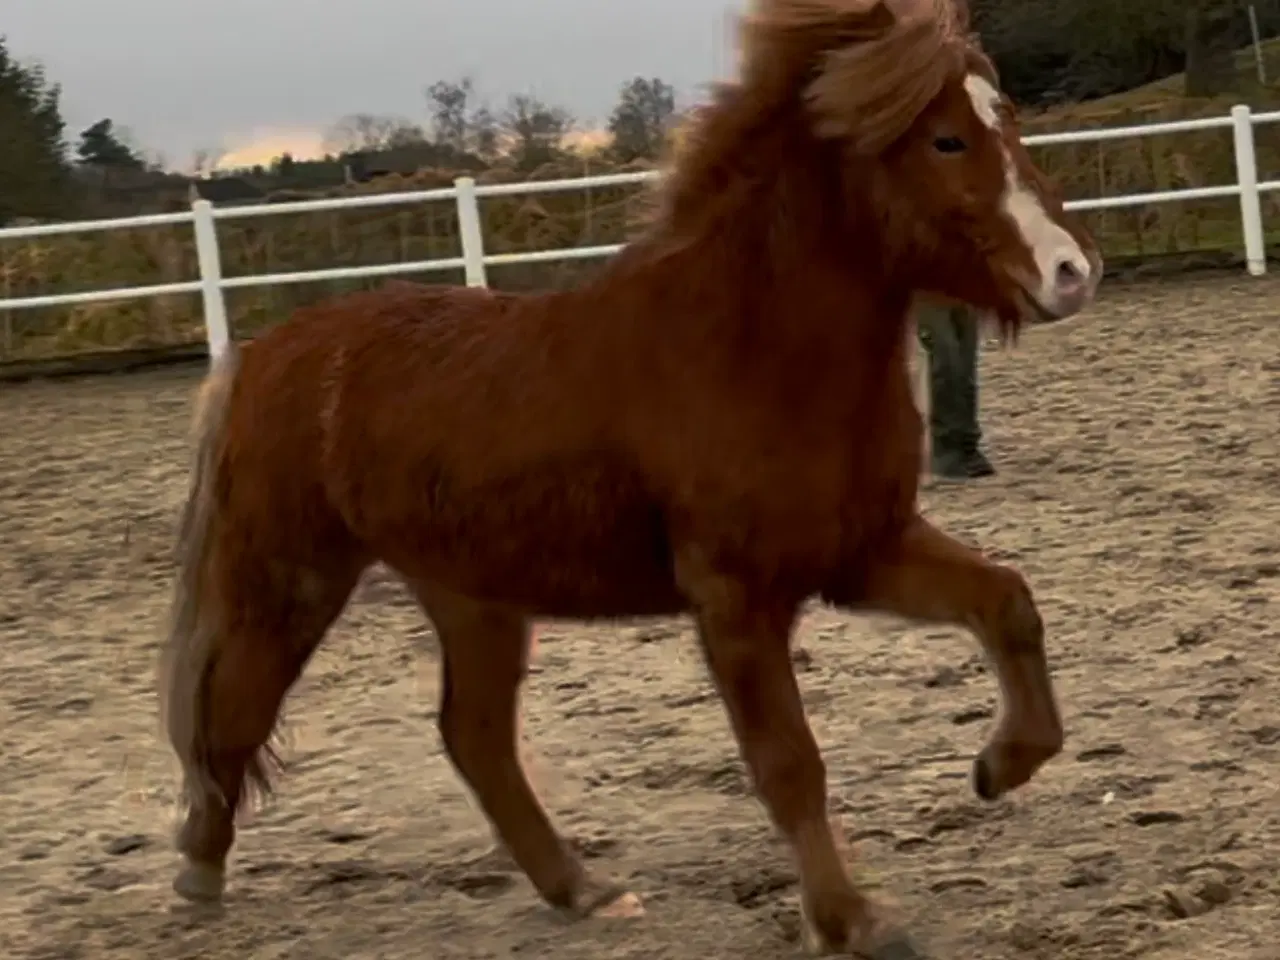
[166,560,362,902]
[410,580,640,919]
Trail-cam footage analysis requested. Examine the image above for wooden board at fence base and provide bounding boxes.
[0,341,208,385]
[0,274,1277,960]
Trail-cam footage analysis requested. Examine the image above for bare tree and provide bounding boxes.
[469,104,501,162]
[190,146,227,177]
[501,93,574,170]
[143,149,169,172]
[426,78,473,150]
[323,113,419,154]
[385,122,428,148]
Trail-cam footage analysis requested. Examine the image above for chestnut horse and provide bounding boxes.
[159,0,1101,954]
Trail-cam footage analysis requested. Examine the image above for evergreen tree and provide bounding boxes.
[0,36,74,224]
[76,118,145,168]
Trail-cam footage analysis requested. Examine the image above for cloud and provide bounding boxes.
[207,126,617,172]
[214,130,329,170]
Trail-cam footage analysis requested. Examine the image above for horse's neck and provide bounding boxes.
[563,254,909,449]
[556,116,913,391]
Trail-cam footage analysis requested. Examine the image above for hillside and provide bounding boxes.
[1035,37,1280,122]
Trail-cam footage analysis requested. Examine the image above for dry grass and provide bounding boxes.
[5,44,1280,362]
[0,160,655,362]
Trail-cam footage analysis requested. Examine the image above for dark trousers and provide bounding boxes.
[915,302,987,473]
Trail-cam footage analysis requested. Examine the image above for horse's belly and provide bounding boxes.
[357,461,684,618]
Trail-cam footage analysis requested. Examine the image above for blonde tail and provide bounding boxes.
[158,343,241,813]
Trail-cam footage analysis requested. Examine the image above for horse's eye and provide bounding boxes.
[933,136,966,154]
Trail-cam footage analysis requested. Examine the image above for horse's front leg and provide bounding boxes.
[856,513,1065,799]
[677,548,923,959]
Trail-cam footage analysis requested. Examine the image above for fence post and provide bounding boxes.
[454,177,488,287]
[191,199,232,359]
[1230,104,1266,277]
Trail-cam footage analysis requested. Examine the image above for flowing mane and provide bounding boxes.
[633,0,994,316]
[747,0,963,151]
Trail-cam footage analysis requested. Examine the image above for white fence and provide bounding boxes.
[3,103,1280,362]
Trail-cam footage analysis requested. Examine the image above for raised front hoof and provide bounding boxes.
[554,874,645,921]
[173,860,226,903]
[972,751,1000,802]
[972,736,1063,802]
[800,907,927,959]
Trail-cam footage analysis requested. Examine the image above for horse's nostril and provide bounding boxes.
[1055,259,1085,288]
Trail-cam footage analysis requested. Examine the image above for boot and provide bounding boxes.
[915,302,995,480]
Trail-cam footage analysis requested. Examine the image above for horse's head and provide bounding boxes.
[742,0,1101,329]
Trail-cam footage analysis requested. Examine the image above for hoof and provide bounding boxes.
[593,890,645,919]
[972,752,998,802]
[856,931,927,960]
[173,860,226,902]
[973,734,1060,802]
[801,902,926,958]
[803,928,927,959]
[558,875,645,920]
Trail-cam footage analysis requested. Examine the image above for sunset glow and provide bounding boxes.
[214,131,328,170]
[207,125,623,172]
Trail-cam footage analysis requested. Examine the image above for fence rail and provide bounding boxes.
[3,104,1280,360]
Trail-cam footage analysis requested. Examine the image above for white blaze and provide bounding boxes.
[962,73,1090,310]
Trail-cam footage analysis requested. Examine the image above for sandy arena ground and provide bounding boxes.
[1,275,1277,960]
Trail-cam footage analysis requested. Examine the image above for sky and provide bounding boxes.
[5,0,739,171]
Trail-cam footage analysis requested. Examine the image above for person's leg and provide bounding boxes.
[915,302,994,479]
[948,310,995,477]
